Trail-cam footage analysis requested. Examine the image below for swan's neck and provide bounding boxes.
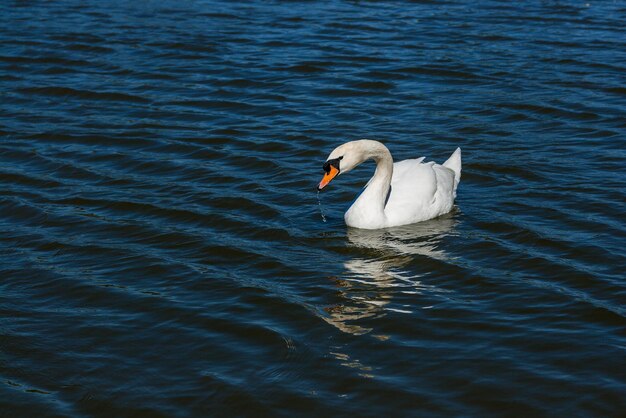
[349,142,393,226]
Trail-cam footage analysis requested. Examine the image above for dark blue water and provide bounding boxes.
[1,0,625,416]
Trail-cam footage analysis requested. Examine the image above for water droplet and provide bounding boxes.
[317,191,327,223]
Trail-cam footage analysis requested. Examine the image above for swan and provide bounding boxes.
[317,140,461,229]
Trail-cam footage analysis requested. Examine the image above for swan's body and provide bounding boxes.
[318,140,461,230]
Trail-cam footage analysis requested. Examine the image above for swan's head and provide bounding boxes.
[317,141,367,191]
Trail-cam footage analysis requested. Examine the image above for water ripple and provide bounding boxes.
[1,0,625,417]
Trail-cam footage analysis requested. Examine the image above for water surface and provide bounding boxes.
[1,0,625,417]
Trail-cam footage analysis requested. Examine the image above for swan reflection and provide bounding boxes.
[322,215,457,336]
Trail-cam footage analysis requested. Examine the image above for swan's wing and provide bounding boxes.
[386,158,436,210]
[432,163,456,200]
[385,158,456,224]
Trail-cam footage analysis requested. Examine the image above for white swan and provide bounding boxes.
[317,140,461,229]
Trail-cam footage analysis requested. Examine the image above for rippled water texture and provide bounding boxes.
[1,1,625,417]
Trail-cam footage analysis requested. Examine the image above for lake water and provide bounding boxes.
[1,0,625,416]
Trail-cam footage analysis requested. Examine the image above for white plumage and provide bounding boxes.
[318,140,461,230]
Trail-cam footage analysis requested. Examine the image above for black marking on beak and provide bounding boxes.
[323,156,343,173]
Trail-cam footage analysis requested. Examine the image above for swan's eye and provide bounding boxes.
[323,157,342,173]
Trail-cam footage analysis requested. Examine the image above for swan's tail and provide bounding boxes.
[443,147,462,190]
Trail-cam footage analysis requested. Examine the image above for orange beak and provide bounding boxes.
[318,165,339,190]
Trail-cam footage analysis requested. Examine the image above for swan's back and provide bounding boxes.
[384,149,461,226]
